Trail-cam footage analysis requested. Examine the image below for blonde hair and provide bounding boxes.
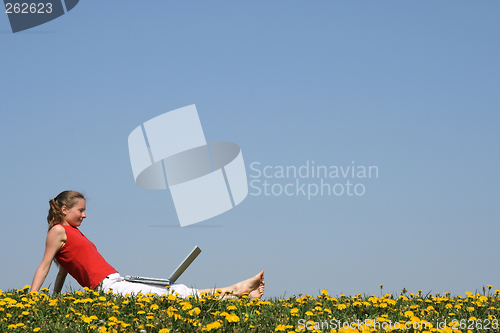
[47,191,85,230]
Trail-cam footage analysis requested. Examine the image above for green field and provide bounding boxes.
[1,285,499,332]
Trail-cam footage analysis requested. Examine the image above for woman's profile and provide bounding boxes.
[31,190,265,299]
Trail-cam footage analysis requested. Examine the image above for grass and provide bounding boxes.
[1,285,499,332]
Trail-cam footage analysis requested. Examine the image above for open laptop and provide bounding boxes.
[124,246,201,286]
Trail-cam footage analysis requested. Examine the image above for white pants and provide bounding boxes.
[101,273,198,298]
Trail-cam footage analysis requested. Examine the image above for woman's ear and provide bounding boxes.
[61,205,68,215]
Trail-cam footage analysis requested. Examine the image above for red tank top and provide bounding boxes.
[55,225,117,289]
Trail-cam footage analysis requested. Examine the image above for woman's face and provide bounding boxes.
[62,199,86,227]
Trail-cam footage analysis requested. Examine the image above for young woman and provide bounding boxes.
[31,190,265,299]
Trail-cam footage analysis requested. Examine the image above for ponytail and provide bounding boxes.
[47,191,85,230]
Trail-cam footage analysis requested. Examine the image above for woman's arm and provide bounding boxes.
[53,265,67,293]
[31,225,66,292]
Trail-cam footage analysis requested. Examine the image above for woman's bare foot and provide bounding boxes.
[234,270,264,299]
[248,277,265,299]
[197,270,265,299]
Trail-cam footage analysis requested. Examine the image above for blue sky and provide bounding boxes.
[1,1,499,299]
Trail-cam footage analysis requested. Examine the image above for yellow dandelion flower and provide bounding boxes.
[189,307,201,316]
[206,321,222,330]
[226,314,240,322]
[82,315,93,323]
[338,328,359,333]
[181,302,193,310]
[159,329,170,333]
[275,324,286,331]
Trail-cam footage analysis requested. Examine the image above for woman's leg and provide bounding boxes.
[102,274,197,298]
[102,270,265,299]
[198,270,265,299]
